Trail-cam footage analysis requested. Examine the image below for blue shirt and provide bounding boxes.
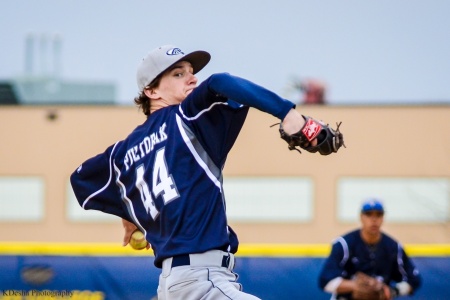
[70,73,294,268]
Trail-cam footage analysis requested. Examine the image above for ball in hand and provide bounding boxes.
[129,230,147,250]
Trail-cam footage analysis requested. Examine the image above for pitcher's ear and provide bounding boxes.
[144,88,157,99]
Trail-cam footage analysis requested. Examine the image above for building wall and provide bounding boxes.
[0,105,448,244]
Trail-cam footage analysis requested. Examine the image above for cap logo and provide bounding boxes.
[166,48,184,56]
[361,198,384,213]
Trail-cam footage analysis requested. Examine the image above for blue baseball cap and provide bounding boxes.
[361,198,384,213]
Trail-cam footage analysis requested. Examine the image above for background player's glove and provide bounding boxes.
[277,115,345,155]
[352,272,389,300]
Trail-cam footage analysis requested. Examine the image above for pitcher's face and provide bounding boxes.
[150,61,198,105]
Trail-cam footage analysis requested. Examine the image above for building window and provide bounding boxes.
[337,177,449,223]
[0,177,44,221]
[223,177,313,222]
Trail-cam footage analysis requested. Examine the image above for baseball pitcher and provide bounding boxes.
[71,45,344,300]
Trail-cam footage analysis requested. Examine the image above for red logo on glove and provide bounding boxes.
[302,119,321,141]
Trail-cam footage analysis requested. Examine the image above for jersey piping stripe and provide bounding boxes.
[175,114,222,192]
[113,161,146,236]
[178,101,229,121]
[177,112,236,251]
[81,142,119,209]
[397,243,408,281]
[335,237,349,267]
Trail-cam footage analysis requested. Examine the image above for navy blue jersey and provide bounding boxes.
[70,73,294,268]
[318,229,422,299]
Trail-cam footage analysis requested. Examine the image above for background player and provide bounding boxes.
[71,44,342,300]
[318,198,422,299]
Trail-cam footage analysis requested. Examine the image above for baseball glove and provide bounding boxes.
[274,115,345,155]
[352,272,388,300]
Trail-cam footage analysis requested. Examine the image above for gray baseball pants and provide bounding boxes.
[157,250,261,300]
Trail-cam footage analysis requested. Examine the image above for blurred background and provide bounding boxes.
[0,1,449,299]
[1,0,450,106]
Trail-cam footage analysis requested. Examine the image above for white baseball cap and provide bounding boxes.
[136,45,211,91]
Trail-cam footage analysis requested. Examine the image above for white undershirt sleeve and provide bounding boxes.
[396,281,412,295]
[324,277,344,293]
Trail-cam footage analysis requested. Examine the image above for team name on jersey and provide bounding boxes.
[124,123,168,170]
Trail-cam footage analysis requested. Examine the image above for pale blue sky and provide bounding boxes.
[1,0,449,105]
